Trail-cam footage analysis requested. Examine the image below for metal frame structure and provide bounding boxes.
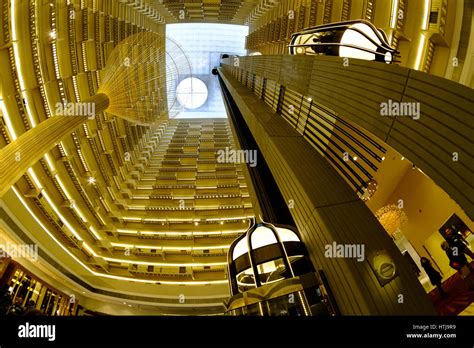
[227,218,311,296]
[288,19,399,63]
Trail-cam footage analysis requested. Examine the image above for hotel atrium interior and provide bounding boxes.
[0,0,472,318]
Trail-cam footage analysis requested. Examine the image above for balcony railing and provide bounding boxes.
[228,64,387,195]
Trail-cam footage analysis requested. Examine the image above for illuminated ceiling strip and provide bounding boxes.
[44,154,56,173]
[54,174,72,200]
[96,212,107,226]
[11,5,98,245]
[89,226,102,240]
[414,34,426,70]
[83,242,98,257]
[421,0,430,31]
[4,17,232,286]
[11,2,38,129]
[110,242,230,250]
[53,157,101,239]
[26,169,82,241]
[2,70,86,243]
[207,216,252,221]
[390,0,399,29]
[127,205,249,210]
[10,187,227,285]
[103,257,227,267]
[52,145,102,239]
[10,0,101,246]
[122,216,252,222]
[116,229,245,236]
[0,100,17,140]
[11,0,26,92]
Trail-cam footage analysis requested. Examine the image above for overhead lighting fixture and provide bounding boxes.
[361,179,378,201]
[88,177,96,184]
[49,31,56,39]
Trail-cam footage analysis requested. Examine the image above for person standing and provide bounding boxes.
[442,241,474,290]
[442,241,468,270]
[0,284,12,315]
[23,300,43,316]
[8,296,25,315]
[420,257,447,299]
[445,226,474,260]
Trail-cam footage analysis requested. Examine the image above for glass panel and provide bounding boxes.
[46,293,56,315]
[41,290,52,312]
[276,227,300,242]
[236,268,256,293]
[258,258,286,285]
[232,237,248,260]
[251,226,278,249]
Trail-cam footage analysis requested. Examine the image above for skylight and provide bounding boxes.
[166,23,248,119]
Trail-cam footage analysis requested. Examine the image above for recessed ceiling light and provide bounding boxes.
[88,177,96,184]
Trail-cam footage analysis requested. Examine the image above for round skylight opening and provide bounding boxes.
[176,77,208,109]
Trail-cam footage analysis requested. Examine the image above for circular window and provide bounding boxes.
[176,77,208,109]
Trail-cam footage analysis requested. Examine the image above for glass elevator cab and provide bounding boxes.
[225,220,338,316]
[288,20,398,64]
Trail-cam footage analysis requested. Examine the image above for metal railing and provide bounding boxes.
[228,66,387,195]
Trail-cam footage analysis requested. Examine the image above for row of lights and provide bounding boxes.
[5,2,232,287]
